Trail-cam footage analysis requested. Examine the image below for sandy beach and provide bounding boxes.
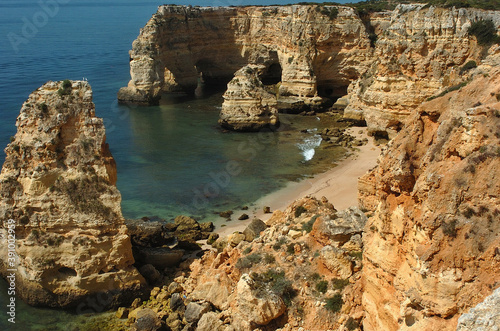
[215,127,381,237]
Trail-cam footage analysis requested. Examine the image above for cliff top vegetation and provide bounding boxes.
[298,0,500,12]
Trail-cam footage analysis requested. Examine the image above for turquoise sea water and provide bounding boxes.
[0,0,354,329]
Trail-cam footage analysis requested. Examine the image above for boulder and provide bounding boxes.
[238,213,249,220]
[139,264,162,285]
[228,232,246,247]
[175,215,201,232]
[243,219,268,242]
[170,293,185,312]
[234,274,286,325]
[311,206,367,246]
[168,281,183,294]
[320,246,353,279]
[196,312,225,331]
[131,308,163,331]
[125,219,175,247]
[219,210,233,218]
[200,222,214,232]
[207,233,219,245]
[136,247,184,269]
[184,302,212,323]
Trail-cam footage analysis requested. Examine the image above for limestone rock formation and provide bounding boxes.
[358,56,500,330]
[131,196,365,330]
[119,5,371,118]
[345,4,500,138]
[219,65,279,131]
[120,4,500,135]
[456,287,500,331]
[0,80,144,308]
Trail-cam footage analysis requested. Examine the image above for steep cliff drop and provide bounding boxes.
[119,4,499,135]
[358,53,500,330]
[118,5,371,131]
[0,81,144,308]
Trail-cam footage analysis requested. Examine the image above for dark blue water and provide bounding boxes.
[0,0,355,329]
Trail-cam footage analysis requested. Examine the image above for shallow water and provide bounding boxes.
[0,0,348,329]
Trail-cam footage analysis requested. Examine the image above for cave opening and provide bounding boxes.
[317,82,349,103]
[193,59,235,97]
[260,62,282,86]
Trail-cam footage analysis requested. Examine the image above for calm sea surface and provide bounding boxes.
[0,0,352,329]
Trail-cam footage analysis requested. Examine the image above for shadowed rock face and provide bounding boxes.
[358,55,500,330]
[119,4,499,133]
[0,81,144,308]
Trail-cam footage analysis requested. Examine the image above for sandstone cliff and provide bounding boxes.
[118,4,371,129]
[0,81,144,308]
[358,53,500,330]
[119,4,499,134]
[346,4,500,138]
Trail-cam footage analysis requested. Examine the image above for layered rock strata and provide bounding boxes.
[118,4,372,129]
[0,81,144,308]
[358,55,500,330]
[345,4,500,138]
[120,4,499,134]
[219,64,279,131]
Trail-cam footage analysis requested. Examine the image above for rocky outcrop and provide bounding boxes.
[0,81,144,308]
[456,287,500,331]
[358,55,500,330]
[345,4,500,138]
[126,196,365,330]
[219,65,279,131]
[119,4,371,127]
[120,4,499,134]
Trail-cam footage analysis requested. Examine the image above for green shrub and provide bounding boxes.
[332,278,350,291]
[463,207,476,218]
[295,206,307,218]
[320,6,338,20]
[58,80,73,97]
[286,243,295,255]
[272,237,287,251]
[316,280,329,293]
[264,253,276,264]
[256,269,297,306]
[459,60,477,75]
[302,215,318,233]
[243,246,252,255]
[468,19,499,45]
[236,253,262,269]
[346,317,360,331]
[442,219,458,237]
[325,294,343,312]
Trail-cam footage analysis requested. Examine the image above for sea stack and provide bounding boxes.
[0,80,144,308]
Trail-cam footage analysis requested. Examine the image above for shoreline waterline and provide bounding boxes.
[214,127,382,237]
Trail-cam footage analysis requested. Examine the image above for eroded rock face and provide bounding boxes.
[345,5,500,138]
[119,5,371,114]
[219,65,279,131]
[120,4,499,134]
[358,57,500,330]
[0,81,144,308]
[456,287,500,331]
